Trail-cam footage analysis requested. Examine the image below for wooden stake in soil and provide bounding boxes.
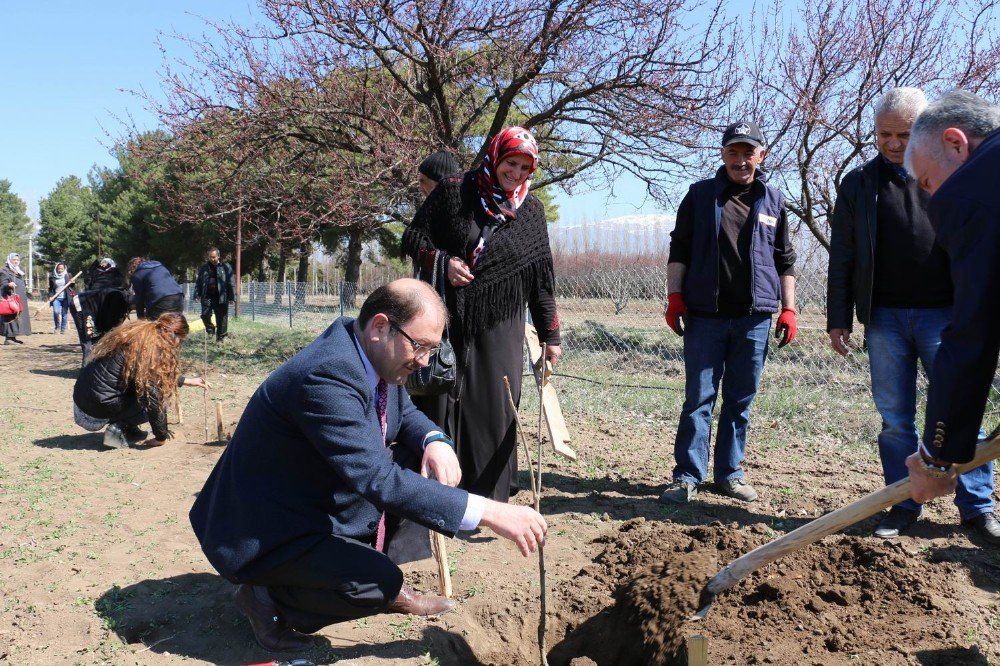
[431,531,453,598]
[687,635,708,666]
[215,401,225,441]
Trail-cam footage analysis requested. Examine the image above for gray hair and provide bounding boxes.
[874,87,927,120]
[905,90,1000,170]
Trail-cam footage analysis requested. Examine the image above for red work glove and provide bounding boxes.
[774,307,797,348]
[664,292,687,336]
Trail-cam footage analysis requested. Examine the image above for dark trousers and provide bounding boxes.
[200,297,229,339]
[253,535,404,633]
[146,294,185,320]
[246,444,431,634]
[109,398,150,428]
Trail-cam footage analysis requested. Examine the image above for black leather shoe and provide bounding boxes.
[962,512,1000,545]
[234,584,313,652]
[874,506,920,538]
[386,584,456,617]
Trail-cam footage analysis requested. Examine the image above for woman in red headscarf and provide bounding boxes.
[402,127,561,502]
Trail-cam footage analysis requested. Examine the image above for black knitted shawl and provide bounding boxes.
[401,171,555,339]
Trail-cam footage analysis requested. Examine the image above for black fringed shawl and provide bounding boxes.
[401,172,559,342]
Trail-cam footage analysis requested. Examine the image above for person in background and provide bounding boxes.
[1,252,32,344]
[128,257,184,320]
[659,120,797,505]
[71,258,130,366]
[194,247,235,342]
[417,150,461,197]
[48,262,74,335]
[73,312,209,448]
[401,127,561,503]
[902,91,1000,542]
[827,87,995,540]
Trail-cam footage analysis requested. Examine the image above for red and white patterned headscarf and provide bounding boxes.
[470,127,539,266]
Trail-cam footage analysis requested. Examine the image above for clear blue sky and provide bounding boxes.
[0,1,660,225]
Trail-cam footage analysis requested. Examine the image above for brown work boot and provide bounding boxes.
[234,584,314,652]
[386,584,456,617]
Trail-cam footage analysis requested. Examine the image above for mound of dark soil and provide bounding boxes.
[548,518,996,665]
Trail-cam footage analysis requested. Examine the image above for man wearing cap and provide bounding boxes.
[660,121,797,504]
[416,151,460,197]
[827,88,996,540]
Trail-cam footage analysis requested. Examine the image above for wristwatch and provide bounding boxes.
[918,453,953,478]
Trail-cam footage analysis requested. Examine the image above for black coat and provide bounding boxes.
[826,158,880,330]
[923,128,1000,463]
[0,267,31,337]
[194,261,235,304]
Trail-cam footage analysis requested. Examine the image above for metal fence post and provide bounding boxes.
[250,281,255,322]
[287,282,293,328]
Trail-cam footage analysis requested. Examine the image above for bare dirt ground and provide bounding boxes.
[1,309,998,665]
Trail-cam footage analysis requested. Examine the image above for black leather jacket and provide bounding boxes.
[826,157,880,330]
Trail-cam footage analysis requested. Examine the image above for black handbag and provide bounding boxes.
[406,253,457,396]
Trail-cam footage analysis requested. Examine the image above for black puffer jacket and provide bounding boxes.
[73,349,183,440]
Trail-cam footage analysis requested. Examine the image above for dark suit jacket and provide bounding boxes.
[827,158,879,330]
[190,317,469,582]
[923,128,1000,463]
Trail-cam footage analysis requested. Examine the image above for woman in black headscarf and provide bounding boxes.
[402,127,561,502]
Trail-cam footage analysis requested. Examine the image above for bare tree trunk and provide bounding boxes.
[343,227,363,307]
[296,244,309,304]
[256,253,268,282]
[274,248,287,305]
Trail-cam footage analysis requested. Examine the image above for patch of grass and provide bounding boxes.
[389,617,414,639]
[95,585,133,633]
[180,318,316,375]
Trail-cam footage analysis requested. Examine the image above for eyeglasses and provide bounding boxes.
[389,321,441,358]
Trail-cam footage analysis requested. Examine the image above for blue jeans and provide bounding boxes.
[673,313,771,485]
[52,297,68,332]
[867,306,994,518]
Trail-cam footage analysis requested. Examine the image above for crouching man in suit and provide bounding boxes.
[190,278,546,651]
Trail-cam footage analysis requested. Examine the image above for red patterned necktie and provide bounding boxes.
[374,379,389,552]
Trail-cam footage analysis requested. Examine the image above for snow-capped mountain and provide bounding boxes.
[550,214,675,254]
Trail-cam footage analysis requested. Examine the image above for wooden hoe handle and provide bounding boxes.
[704,436,1000,598]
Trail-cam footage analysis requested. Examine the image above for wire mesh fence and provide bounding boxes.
[182,262,998,443]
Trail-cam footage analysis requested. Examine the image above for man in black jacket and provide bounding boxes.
[902,92,1000,520]
[827,88,996,540]
[194,247,235,342]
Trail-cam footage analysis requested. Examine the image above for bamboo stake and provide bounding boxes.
[202,330,210,443]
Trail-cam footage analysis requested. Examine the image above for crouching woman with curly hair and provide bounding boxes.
[73,312,209,448]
